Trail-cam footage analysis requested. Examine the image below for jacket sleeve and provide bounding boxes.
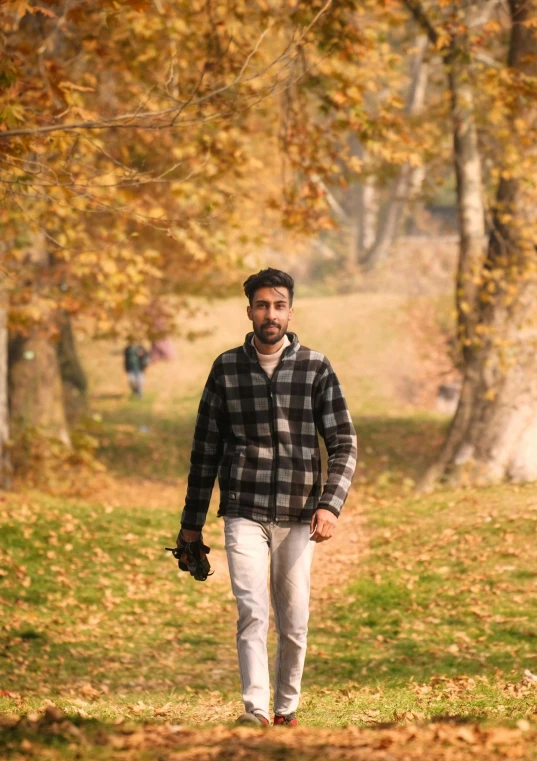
[180,366,228,531]
[314,362,357,517]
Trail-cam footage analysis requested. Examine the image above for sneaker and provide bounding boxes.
[235,712,270,727]
[273,712,298,726]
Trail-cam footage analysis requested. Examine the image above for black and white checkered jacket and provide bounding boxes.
[181,331,357,530]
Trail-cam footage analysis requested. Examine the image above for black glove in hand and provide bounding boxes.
[166,531,213,581]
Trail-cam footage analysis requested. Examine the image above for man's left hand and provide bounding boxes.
[309,508,338,543]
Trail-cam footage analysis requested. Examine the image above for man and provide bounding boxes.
[177,268,357,726]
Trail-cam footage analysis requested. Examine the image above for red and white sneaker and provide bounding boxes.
[236,712,270,727]
[273,713,298,726]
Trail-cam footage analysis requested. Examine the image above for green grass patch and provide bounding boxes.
[0,494,235,706]
[304,482,537,723]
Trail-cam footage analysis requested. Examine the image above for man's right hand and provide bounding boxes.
[178,529,201,543]
[176,529,206,565]
[172,528,213,581]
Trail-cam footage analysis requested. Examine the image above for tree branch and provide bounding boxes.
[0,1,333,141]
[468,0,502,28]
[402,0,439,47]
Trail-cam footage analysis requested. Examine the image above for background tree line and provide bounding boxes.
[1,0,537,490]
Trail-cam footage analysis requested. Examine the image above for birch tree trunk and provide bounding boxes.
[423,0,537,488]
[449,60,487,355]
[362,35,429,270]
[346,134,378,265]
[358,176,378,255]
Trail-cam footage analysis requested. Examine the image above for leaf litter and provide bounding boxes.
[2,711,537,761]
[5,400,537,757]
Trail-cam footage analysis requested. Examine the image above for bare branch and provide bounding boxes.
[311,174,348,222]
[475,51,502,68]
[468,0,503,28]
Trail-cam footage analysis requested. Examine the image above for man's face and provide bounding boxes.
[247,286,293,346]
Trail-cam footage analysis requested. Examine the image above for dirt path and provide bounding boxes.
[309,499,368,611]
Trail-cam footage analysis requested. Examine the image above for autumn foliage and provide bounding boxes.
[1,0,324,337]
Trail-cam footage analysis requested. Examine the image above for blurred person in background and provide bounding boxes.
[148,300,176,363]
[124,342,150,398]
[150,336,175,363]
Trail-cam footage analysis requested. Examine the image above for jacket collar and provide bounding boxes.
[243,331,300,362]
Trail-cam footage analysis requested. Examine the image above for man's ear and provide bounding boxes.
[247,304,253,322]
[288,307,293,322]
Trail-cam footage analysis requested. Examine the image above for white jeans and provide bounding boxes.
[224,516,315,721]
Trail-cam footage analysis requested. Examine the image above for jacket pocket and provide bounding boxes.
[311,453,322,495]
[229,449,244,499]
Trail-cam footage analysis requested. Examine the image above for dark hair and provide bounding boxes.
[243,268,294,305]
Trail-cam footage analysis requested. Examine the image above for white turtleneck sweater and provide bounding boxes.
[252,334,291,379]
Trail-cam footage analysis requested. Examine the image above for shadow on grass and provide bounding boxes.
[93,392,125,401]
[303,636,529,690]
[352,414,448,488]
[95,405,449,488]
[95,404,195,481]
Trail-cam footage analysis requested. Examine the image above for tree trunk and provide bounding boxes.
[57,312,88,426]
[8,234,70,445]
[357,175,378,256]
[8,332,71,445]
[0,295,10,489]
[448,57,487,356]
[362,35,429,270]
[346,135,378,264]
[423,0,537,488]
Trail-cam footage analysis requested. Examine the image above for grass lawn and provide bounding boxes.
[3,481,537,758]
[2,292,537,758]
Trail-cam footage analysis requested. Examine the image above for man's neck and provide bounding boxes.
[254,335,285,355]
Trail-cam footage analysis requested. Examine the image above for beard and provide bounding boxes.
[253,320,288,346]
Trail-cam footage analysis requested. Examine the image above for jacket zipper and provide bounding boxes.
[268,381,278,522]
[253,345,292,523]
